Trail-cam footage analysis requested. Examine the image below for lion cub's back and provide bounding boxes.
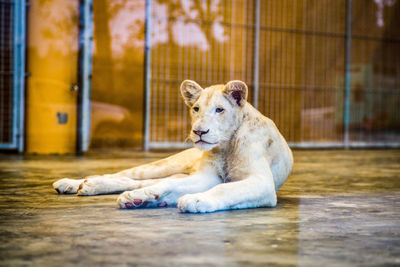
[241,105,293,189]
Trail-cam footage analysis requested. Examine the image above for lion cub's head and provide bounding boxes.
[180,80,248,151]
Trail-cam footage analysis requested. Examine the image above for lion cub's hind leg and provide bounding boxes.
[76,176,140,196]
[53,148,201,195]
[117,172,221,209]
[53,178,85,194]
[77,173,188,196]
[117,148,201,180]
[53,174,188,196]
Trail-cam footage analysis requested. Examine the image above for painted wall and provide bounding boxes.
[26,0,79,154]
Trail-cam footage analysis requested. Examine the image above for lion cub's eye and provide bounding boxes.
[215,107,224,113]
[193,106,199,112]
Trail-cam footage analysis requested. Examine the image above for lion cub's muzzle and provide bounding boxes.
[191,128,217,146]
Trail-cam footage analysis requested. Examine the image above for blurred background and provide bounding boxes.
[1,0,399,154]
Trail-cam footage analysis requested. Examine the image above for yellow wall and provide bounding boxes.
[26,0,79,154]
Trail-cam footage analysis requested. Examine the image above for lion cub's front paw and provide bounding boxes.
[178,194,218,213]
[76,179,99,196]
[53,178,84,194]
[117,188,166,209]
[76,176,114,196]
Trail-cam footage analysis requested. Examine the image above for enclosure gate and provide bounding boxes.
[143,0,400,150]
[0,0,25,151]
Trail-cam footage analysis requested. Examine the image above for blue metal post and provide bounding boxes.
[252,0,260,108]
[13,0,26,152]
[143,0,152,151]
[343,0,352,148]
[77,0,93,153]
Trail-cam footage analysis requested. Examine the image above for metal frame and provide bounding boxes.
[143,0,152,151]
[0,0,26,151]
[77,0,93,153]
[148,142,192,150]
[252,0,260,108]
[13,0,25,152]
[289,142,400,149]
[343,0,352,148]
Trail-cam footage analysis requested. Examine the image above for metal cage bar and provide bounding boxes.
[77,0,93,153]
[143,0,152,151]
[252,0,260,108]
[343,0,352,148]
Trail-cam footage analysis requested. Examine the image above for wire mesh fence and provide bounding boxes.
[145,0,400,149]
[0,0,14,145]
[0,0,24,151]
[148,0,257,148]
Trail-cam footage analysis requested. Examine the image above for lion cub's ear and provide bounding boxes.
[180,80,203,107]
[223,80,248,107]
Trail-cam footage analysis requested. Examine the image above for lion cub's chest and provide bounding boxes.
[211,149,247,183]
[209,113,270,182]
[211,156,231,183]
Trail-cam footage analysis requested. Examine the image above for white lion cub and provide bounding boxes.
[53,80,293,213]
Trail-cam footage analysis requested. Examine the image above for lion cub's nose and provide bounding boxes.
[193,129,209,136]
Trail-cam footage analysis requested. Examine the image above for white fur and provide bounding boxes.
[53,80,293,213]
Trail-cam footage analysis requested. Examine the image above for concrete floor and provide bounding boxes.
[0,150,399,266]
